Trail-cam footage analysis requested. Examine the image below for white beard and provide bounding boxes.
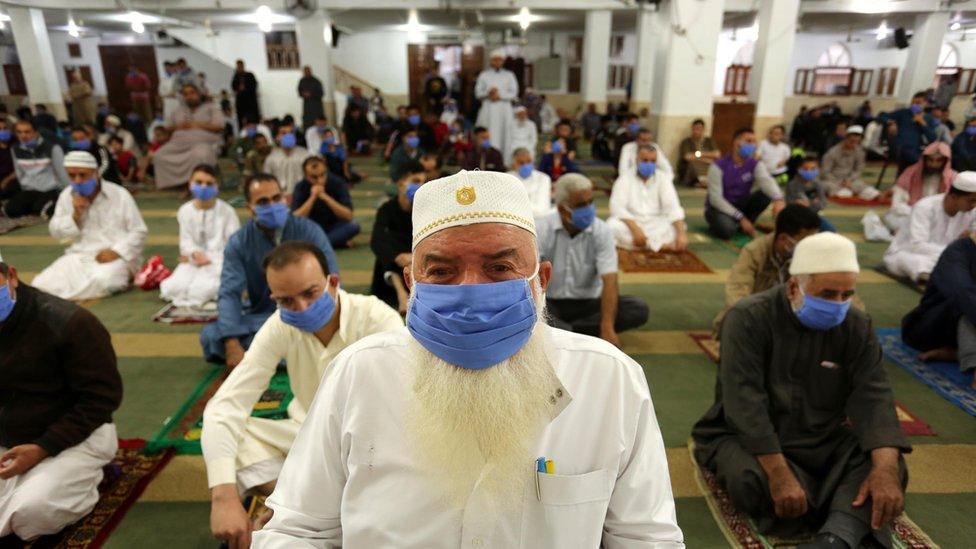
[404,288,558,511]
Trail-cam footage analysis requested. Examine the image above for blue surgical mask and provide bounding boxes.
[799,168,820,181]
[0,130,11,142]
[280,133,297,149]
[408,114,421,126]
[480,138,492,149]
[71,178,98,197]
[570,204,596,230]
[794,290,851,331]
[966,126,976,137]
[190,182,218,201]
[22,139,38,149]
[738,142,757,158]
[246,126,257,138]
[405,135,420,149]
[406,182,422,202]
[70,139,91,150]
[0,284,14,323]
[910,104,924,115]
[551,141,564,154]
[628,122,640,135]
[638,161,657,178]
[517,163,534,179]
[407,268,539,370]
[323,135,336,146]
[254,201,289,229]
[279,289,336,333]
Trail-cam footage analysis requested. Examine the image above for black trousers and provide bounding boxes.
[0,180,58,218]
[705,191,772,240]
[545,296,649,336]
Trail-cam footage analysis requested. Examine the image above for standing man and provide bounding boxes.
[253,170,684,547]
[159,61,181,122]
[124,64,153,123]
[232,60,260,129]
[474,50,518,160]
[297,66,324,130]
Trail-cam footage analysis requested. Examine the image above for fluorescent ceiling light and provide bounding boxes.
[518,7,531,30]
[876,20,890,41]
[67,16,80,37]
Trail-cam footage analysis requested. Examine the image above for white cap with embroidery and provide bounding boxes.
[789,232,860,275]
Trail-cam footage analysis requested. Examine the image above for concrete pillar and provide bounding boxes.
[630,7,660,115]
[581,10,612,112]
[295,11,337,122]
[651,0,725,164]
[8,7,66,118]
[748,0,800,138]
[897,11,951,105]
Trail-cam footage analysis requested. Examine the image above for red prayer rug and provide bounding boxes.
[26,440,174,549]
[686,332,937,437]
[617,248,713,273]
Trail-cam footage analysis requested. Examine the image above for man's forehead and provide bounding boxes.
[417,224,536,259]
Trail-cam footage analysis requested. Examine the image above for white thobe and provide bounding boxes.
[475,68,518,158]
[506,119,538,165]
[159,74,180,121]
[539,103,558,134]
[159,199,241,307]
[0,423,116,540]
[252,327,685,549]
[883,175,942,233]
[883,193,976,281]
[33,181,148,301]
[607,171,686,251]
[263,147,312,194]
[757,139,791,176]
[304,125,340,155]
[617,141,675,183]
[508,169,553,219]
[202,292,403,492]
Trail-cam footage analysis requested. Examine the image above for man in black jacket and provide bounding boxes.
[0,256,122,541]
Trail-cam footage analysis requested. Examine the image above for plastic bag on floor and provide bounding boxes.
[861,210,893,242]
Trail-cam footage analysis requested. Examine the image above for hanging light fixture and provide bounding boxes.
[518,7,531,31]
[256,5,273,33]
[67,13,81,37]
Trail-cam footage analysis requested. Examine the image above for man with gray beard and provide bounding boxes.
[253,171,684,548]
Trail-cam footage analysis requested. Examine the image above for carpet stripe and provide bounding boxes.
[112,333,202,357]
[0,234,181,246]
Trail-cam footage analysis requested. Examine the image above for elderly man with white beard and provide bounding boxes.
[253,170,684,548]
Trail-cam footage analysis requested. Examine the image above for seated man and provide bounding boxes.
[902,235,976,388]
[388,129,424,182]
[712,204,822,335]
[677,118,720,187]
[693,233,910,549]
[538,137,580,181]
[705,128,785,239]
[785,155,835,232]
[199,173,339,366]
[33,151,147,301]
[617,127,674,183]
[204,242,402,546]
[303,114,339,155]
[97,114,137,156]
[263,123,311,195]
[243,134,272,179]
[460,126,505,172]
[154,83,224,190]
[291,156,360,249]
[539,173,649,347]
[370,161,426,313]
[508,147,552,218]
[253,171,683,547]
[883,171,976,283]
[608,144,688,251]
[884,142,954,234]
[878,91,938,171]
[0,255,122,541]
[821,125,880,200]
[4,119,69,219]
[757,124,792,181]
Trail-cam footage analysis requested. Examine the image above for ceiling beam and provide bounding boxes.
[0,0,630,10]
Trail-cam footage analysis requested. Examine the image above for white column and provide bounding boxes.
[8,7,66,118]
[581,10,612,111]
[748,0,800,136]
[651,0,725,162]
[630,7,660,113]
[295,11,337,121]
[897,11,951,104]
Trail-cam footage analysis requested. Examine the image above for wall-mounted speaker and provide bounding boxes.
[895,27,910,49]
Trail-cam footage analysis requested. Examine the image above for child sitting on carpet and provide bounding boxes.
[158,164,240,307]
[785,155,836,232]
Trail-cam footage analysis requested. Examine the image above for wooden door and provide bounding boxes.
[407,44,436,109]
[458,45,484,117]
[97,45,159,115]
[711,101,756,154]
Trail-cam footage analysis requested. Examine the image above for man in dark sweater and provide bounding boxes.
[370,161,426,313]
[0,257,122,540]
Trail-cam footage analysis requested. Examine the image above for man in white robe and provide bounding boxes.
[608,145,688,252]
[159,61,181,121]
[475,50,519,161]
[506,105,538,166]
[253,170,684,548]
[205,241,402,547]
[617,127,675,183]
[507,147,553,218]
[32,151,148,301]
[883,172,976,282]
[263,123,312,195]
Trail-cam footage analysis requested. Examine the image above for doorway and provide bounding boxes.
[711,101,756,154]
[97,45,159,116]
[408,43,483,119]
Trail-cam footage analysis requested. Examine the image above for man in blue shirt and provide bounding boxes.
[200,173,339,365]
[290,156,360,248]
[878,91,938,172]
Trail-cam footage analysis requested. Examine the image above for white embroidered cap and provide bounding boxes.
[411,170,536,250]
[789,232,860,275]
[63,150,99,170]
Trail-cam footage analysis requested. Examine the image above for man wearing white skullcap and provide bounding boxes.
[31,150,147,300]
[474,48,518,160]
[694,232,910,549]
[254,170,684,548]
[883,170,976,282]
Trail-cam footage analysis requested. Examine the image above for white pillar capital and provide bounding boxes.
[8,7,65,117]
[581,10,612,110]
[896,11,951,104]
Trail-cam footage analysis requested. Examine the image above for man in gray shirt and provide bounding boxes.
[4,119,69,218]
[537,173,649,347]
[692,233,909,549]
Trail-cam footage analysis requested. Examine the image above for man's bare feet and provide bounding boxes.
[918,347,957,362]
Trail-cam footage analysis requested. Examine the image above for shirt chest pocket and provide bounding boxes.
[520,469,612,549]
[805,361,850,413]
